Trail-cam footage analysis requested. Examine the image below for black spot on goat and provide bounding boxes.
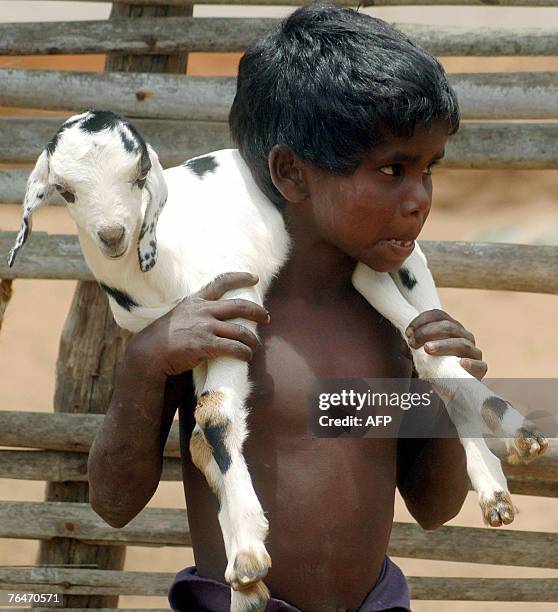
[183,155,218,179]
[398,268,417,290]
[99,282,139,311]
[203,422,232,474]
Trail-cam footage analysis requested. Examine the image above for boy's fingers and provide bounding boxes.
[197,272,259,301]
[405,309,458,337]
[212,321,260,351]
[423,338,482,361]
[460,358,488,381]
[210,298,270,325]
[408,320,475,348]
[212,338,254,362]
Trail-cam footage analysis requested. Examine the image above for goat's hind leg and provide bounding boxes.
[351,260,515,526]
[389,246,547,465]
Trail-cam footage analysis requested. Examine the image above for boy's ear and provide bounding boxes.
[268,145,308,204]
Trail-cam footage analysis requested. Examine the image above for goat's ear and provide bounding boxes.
[138,144,167,272]
[7,149,52,267]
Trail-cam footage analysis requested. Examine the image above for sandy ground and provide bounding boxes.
[1,3,558,611]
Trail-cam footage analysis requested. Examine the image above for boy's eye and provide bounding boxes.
[423,161,439,176]
[379,164,402,176]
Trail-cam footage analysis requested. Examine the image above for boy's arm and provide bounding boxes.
[396,309,487,530]
[396,406,469,530]
[87,351,185,528]
[88,272,270,528]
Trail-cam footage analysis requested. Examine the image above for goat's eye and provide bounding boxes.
[134,177,147,189]
[54,184,75,203]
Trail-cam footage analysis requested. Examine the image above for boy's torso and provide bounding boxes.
[179,277,412,611]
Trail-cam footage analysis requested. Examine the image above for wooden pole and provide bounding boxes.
[36,283,131,607]
[36,3,191,607]
[0,279,13,333]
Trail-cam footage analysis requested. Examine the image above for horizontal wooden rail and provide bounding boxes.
[0,567,557,601]
[0,18,557,56]
[0,567,172,597]
[1,119,557,169]
[407,577,558,601]
[24,0,558,6]
[421,241,558,294]
[1,234,557,295]
[1,69,556,121]
[1,501,557,568]
[0,411,180,458]
[0,444,556,497]
[0,117,228,167]
[0,413,556,491]
[0,446,555,495]
[0,70,234,123]
[0,450,182,482]
[0,502,190,547]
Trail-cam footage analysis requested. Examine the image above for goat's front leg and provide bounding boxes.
[189,284,271,612]
[388,246,547,465]
[351,259,519,526]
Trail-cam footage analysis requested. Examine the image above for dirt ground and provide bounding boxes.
[1,3,558,611]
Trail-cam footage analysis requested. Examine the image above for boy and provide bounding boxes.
[88,4,487,611]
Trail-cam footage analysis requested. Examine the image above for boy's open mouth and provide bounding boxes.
[388,239,414,248]
[375,238,416,262]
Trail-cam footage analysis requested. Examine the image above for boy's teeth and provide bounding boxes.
[389,239,413,247]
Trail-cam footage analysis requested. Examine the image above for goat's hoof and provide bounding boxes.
[507,427,548,465]
[480,491,516,527]
[226,547,271,590]
[230,580,270,612]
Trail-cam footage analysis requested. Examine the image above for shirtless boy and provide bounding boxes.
[88,4,488,611]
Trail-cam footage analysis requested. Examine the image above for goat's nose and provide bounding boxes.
[97,225,125,248]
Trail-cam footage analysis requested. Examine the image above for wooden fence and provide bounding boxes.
[0,0,557,609]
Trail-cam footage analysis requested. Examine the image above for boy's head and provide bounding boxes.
[229,2,459,211]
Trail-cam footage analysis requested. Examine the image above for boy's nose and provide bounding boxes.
[400,182,430,217]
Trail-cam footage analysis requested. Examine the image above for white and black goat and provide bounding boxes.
[8,111,547,612]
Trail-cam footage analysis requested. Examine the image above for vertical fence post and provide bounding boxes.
[37,282,130,608]
[37,2,192,607]
[0,279,13,332]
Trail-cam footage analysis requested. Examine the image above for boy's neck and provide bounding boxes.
[275,209,356,304]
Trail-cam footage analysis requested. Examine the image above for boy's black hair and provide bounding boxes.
[229,2,460,210]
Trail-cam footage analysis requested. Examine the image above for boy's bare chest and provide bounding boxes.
[247,290,412,438]
[259,290,410,377]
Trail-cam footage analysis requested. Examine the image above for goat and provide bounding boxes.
[8,111,547,612]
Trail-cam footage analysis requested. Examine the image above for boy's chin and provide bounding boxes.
[366,259,407,273]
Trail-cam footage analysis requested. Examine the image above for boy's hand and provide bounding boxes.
[402,309,487,381]
[128,272,270,378]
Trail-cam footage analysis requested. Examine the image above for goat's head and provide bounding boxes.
[7,110,167,272]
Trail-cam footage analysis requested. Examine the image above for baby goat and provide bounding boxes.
[8,111,547,612]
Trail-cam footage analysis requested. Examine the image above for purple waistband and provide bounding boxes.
[168,556,411,611]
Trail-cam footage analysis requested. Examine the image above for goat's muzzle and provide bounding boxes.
[97,224,127,258]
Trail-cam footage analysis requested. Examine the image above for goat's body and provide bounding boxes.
[77,149,290,333]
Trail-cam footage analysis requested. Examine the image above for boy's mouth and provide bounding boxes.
[388,239,414,248]
[374,238,416,263]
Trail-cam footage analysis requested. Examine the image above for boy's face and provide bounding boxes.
[300,120,449,272]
